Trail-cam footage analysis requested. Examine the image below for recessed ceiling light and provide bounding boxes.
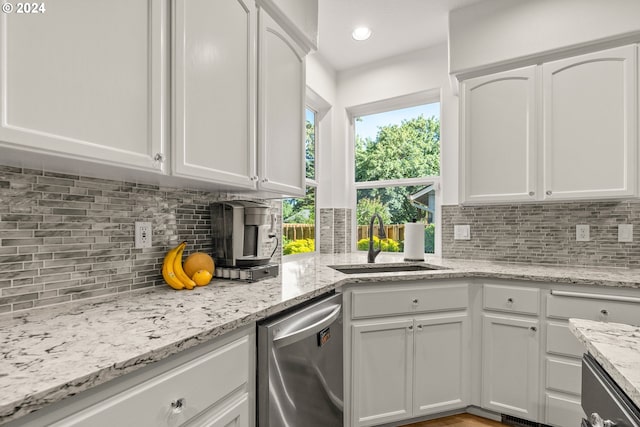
[352,27,372,41]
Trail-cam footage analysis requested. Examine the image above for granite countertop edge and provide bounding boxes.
[3,253,640,424]
[569,318,640,409]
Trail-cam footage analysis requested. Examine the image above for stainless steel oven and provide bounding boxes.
[582,353,640,427]
[257,292,343,427]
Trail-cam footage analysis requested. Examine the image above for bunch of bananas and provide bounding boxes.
[162,242,211,290]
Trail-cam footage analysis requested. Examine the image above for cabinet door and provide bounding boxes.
[255,0,318,52]
[351,319,413,427]
[257,10,305,197]
[0,0,166,172]
[481,314,540,421]
[50,336,250,427]
[173,0,257,188]
[461,66,537,203]
[413,314,469,416]
[543,45,637,200]
[184,393,249,427]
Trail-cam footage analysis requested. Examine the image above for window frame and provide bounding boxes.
[282,87,330,259]
[348,89,442,256]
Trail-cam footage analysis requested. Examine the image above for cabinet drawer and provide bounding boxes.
[483,284,540,315]
[546,358,581,395]
[546,322,585,358]
[351,283,468,319]
[547,292,640,324]
[545,393,584,427]
[54,336,250,427]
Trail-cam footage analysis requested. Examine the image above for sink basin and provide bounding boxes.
[329,263,447,274]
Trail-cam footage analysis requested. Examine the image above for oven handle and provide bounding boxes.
[273,304,341,348]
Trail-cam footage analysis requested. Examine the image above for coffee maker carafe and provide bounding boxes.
[210,201,272,267]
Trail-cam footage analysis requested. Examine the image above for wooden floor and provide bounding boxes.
[402,413,506,427]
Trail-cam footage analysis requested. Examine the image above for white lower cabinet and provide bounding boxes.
[346,279,640,427]
[351,318,414,426]
[543,288,640,427]
[413,314,469,416]
[12,328,255,427]
[183,393,249,427]
[346,281,470,427]
[481,314,540,420]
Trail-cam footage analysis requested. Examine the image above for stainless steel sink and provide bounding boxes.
[329,263,447,274]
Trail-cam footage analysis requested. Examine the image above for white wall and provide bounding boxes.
[335,43,459,206]
[449,0,640,74]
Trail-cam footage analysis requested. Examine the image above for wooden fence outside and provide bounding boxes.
[357,224,406,242]
[282,224,315,241]
[282,223,412,242]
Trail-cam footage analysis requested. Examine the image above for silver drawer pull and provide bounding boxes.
[416,324,423,331]
[171,397,186,413]
[408,325,413,331]
[600,309,609,316]
[530,326,537,332]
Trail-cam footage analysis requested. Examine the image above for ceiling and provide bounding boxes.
[316,0,487,72]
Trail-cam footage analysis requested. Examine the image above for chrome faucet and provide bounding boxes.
[368,213,386,263]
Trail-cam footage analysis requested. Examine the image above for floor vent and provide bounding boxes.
[501,414,550,427]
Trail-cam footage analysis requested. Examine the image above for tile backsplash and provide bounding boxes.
[319,208,352,253]
[0,165,281,314]
[442,200,640,267]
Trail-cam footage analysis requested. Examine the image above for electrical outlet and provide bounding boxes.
[576,224,590,242]
[454,225,471,240]
[618,224,633,242]
[135,222,152,248]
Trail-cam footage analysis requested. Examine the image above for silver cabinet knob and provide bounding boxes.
[416,324,423,331]
[530,326,537,332]
[507,297,514,304]
[153,153,164,162]
[408,325,413,331]
[250,176,258,181]
[170,397,186,413]
[261,177,269,183]
[600,309,609,316]
[528,191,535,196]
[546,190,552,195]
[412,298,419,304]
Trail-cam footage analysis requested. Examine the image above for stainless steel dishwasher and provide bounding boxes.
[257,292,343,427]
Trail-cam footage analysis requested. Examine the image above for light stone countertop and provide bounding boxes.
[3,252,640,424]
[569,318,640,408]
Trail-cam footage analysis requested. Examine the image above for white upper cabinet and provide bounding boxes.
[0,1,312,195]
[461,66,538,203]
[172,0,257,188]
[256,0,318,53]
[460,44,638,204]
[0,0,166,172]
[542,45,637,200]
[257,10,306,197]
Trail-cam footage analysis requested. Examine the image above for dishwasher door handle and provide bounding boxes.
[273,305,341,348]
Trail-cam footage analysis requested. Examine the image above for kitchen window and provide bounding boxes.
[282,107,318,255]
[350,90,441,254]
